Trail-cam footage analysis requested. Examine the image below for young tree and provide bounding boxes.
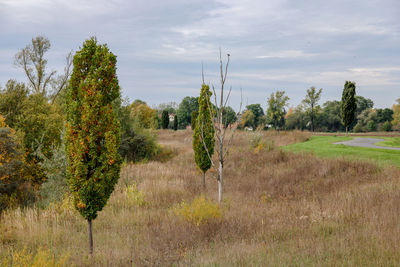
[161,110,169,129]
[266,91,289,129]
[341,81,357,134]
[245,104,264,128]
[173,115,178,130]
[65,37,121,255]
[239,110,255,129]
[221,106,237,128]
[302,87,322,132]
[199,50,241,203]
[176,96,199,129]
[193,84,215,191]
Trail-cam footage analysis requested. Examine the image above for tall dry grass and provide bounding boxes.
[1,129,400,266]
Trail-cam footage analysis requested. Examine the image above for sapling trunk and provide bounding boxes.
[88,220,93,255]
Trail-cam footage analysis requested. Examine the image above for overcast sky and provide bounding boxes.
[0,0,399,110]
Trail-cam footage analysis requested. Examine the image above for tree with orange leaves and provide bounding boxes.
[65,37,121,255]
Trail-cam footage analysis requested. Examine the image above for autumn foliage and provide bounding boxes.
[65,37,121,222]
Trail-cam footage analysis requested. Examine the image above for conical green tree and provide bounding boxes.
[193,84,215,191]
[161,110,169,129]
[341,81,357,134]
[65,37,121,255]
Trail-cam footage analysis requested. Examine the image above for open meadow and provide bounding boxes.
[1,130,400,266]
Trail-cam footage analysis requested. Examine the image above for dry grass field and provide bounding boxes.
[1,130,400,266]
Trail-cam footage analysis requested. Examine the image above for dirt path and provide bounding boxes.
[334,137,400,150]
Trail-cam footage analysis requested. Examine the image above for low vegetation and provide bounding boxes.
[284,135,400,167]
[2,130,400,265]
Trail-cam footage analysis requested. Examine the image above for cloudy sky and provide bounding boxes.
[0,0,399,110]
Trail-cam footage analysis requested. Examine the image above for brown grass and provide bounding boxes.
[1,129,400,266]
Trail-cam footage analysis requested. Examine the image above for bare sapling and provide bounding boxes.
[199,49,242,203]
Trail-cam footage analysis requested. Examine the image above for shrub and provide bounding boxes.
[173,195,222,226]
[249,133,274,152]
[119,128,160,163]
[125,183,147,207]
[35,139,68,207]
[381,121,392,132]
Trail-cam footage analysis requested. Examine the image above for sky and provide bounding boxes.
[0,0,399,111]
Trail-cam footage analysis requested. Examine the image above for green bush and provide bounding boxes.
[381,121,392,132]
[119,128,160,163]
[35,140,68,207]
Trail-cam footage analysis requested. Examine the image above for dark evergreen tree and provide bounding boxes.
[161,110,169,129]
[173,115,178,131]
[341,81,357,134]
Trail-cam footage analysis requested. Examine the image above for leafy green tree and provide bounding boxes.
[376,108,393,123]
[191,111,198,130]
[177,96,199,129]
[239,110,255,129]
[193,84,215,190]
[173,115,178,130]
[341,81,357,134]
[65,37,122,255]
[0,80,28,128]
[320,100,343,132]
[353,109,377,132]
[302,87,322,132]
[392,99,400,131]
[355,95,374,115]
[130,101,158,129]
[245,104,264,128]
[285,105,307,130]
[161,110,169,129]
[222,106,237,128]
[0,115,28,214]
[266,90,289,129]
[381,121,392,132]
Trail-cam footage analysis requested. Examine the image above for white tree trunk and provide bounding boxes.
[218,160,223,203]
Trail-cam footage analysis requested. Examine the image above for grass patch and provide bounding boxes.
[283,135,400,167]
[375,137,400,148]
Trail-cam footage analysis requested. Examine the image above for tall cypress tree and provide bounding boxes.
[341,81,357,134]
[193,84,215,191]
[173,115,178,131]
[161,110,169,129]
[65,37,121,255]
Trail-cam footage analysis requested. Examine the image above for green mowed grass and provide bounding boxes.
[375,137,400,148]
[283,136,400,167]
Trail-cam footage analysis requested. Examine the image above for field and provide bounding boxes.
[284,135,400,167]
[1,130,400,266]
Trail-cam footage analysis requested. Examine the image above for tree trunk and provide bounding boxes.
[218,161,223,203]
[88,219,93,255]
[202,172,206,192]
[346,126,348,135]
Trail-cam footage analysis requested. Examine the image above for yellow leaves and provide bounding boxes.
[173,196,222,226]
[0,114,6,127]
[77,201,86,209]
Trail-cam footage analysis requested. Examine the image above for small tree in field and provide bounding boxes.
[65,37,121,255]
[199,50,241,203]
[161,110,169,129]
[302,86,322,132]
[341,81,357,134]
[193,84,215,191]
